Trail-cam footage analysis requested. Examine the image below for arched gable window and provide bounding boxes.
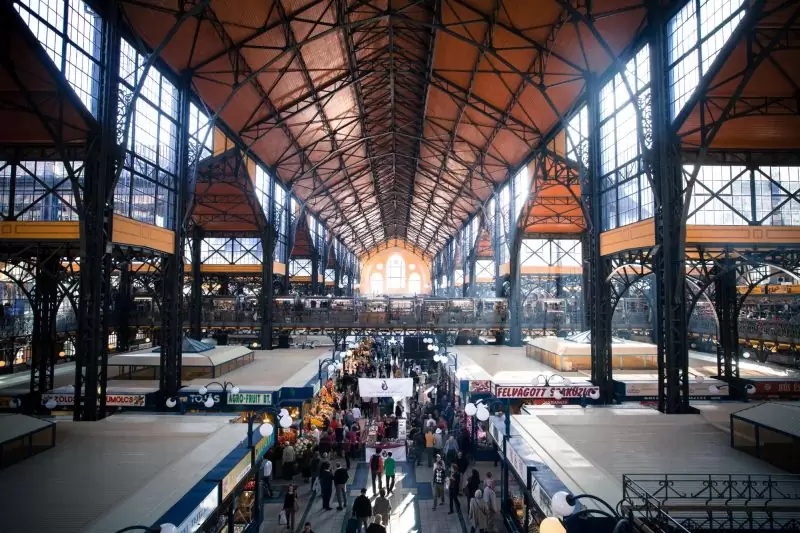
[386,254,405,289]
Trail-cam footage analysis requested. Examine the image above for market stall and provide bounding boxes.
[488,416,578,533]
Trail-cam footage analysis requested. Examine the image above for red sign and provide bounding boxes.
[493,385,599,399]
[469,380,491,393]
[752,381,800,398]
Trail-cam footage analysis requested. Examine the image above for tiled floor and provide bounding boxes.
[260,459,504,533]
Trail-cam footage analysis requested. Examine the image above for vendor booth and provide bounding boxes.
[488,416,577,533]
[357,378,413,462]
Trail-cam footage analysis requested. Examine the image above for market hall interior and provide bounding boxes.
[1,0,800,532]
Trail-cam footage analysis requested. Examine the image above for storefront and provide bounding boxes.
[155,432,275,533]
[488,416,576,533]
[464,380,493,460]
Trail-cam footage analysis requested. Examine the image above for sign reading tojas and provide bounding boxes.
[493,384,599,399]
[41,393,147,407]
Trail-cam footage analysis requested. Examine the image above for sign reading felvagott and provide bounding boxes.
[493,385,599,399]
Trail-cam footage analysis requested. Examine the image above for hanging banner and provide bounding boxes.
[358,378,413,398]
[493,385,599,399]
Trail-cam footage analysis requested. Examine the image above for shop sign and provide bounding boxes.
[0,396,18,408]
[221,455,252,500]
[529,478,552,516]
[752,381,800,397]
[469,380,491,393]
[397,419,407,441]
[623,382,729,398]
[182,393,223,408]
[255,434,274,461]
[493,385,599,399]
[177,485,219,533]
[505,441,526,482]
[227,392,273,406]
[40,393,146,407]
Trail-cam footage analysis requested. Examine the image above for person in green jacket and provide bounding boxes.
[384,452,396,493]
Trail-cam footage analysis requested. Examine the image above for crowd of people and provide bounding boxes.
[270,337,498,533]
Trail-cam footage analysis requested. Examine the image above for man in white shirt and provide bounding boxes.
[425,414,436,429]
[352,406,361,420]
[311,426,321,443]
[262,458,274,498]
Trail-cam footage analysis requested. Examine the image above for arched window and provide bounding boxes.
[408,272,421,294]
[386,254,405,289]
[370,272,384,295]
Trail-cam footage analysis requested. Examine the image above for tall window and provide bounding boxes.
[188,102,213,162]
[370,272,384,295]
[513,167,530,223]
[599,45,653,231]
[115,38,179,229]
[668,0,747,119]
[273,183,287,262]
[387,254,405,289]
[15,0,103,116]
[408,272,422,294]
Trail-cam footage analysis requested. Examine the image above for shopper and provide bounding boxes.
[425,429,435,467]
[414,430,426,466]
[262,455,274,498]
[366,514,387,533]
[483,477,497,532]
[334,462,349,510]
[373,489,392,526]
[433,428,444,460]
[309,451,321,489]
[319,463,334,511]
[282,442,297,481]
[352,488,373,531]
[469,490,489,533]
[448,464,462,514]
[282,484,299,531]
[302,522,315,533]
[466,469,481,512]
[432,460,446,510]
[384,452,396,493]
[369,450,384,495]
[444,435,459,467]
[457,451,470,477]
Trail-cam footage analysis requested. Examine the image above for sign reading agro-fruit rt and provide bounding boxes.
[227,392,273,406]
[493,385,599,399]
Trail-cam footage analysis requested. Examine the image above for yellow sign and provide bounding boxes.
[221,454,251,500]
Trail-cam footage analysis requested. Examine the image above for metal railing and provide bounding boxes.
[622,474,800,532]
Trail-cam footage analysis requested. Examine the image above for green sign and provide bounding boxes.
[227,392,273,406]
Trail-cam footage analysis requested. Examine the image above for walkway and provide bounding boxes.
[260,459,504,533]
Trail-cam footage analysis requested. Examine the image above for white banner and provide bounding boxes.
[365,444,407,463]
[358,378,413,398]
[41,393,146,407]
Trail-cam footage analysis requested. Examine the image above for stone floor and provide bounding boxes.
[260,458,504,533]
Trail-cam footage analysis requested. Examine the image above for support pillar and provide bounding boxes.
[585,74,614,403]
[311,252,319,296]
[649,2,690,413]
[31,252,59,403]
[715,260,740,381]
[260,227,275,350]
[160,72,191,399]
[494,197,504,297]
[508,232,523,347]
[74,5,119,421]
[116,262,132,352]
[190,226,204,340]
